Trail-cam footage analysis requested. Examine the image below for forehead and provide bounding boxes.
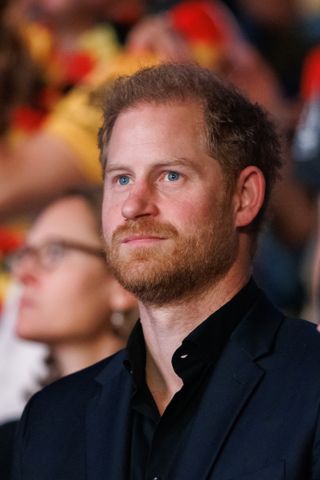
[28,197,99,244]
[105,101,208,165]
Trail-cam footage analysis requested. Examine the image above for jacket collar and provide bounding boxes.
[86,351,132,480]
[231,290,284,360]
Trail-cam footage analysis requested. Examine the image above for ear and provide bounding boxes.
[233,166,266,228]
[108,278,137,312]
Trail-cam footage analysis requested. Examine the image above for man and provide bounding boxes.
[13,63,320,480]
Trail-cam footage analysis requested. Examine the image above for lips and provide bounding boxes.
[122,234,166,244]
[120,235,167,247]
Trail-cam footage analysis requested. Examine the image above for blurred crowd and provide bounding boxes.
[1,0,320,473]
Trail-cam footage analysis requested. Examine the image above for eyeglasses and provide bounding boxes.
[6,239,106,273]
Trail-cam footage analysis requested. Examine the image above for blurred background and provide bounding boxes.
[1,0,320,435]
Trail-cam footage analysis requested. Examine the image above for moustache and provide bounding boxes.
[111,218,178,243]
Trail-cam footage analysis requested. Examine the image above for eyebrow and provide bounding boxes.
[104,157,199,175]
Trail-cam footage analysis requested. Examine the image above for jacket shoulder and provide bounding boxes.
[28,349,127,411]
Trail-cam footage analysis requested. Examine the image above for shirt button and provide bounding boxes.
[180,353,188,359]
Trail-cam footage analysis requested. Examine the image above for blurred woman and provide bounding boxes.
[7,188,137,379]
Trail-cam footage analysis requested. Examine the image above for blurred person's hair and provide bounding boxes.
[98,63,282,235]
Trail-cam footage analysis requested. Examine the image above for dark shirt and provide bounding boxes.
[124,279,260,480]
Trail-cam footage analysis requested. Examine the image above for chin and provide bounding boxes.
[15,319,42,342]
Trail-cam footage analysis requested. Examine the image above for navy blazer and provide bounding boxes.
[13,293,320,479]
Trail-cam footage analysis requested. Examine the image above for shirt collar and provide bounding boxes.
[174,278,260,362]
[124,278,261,385]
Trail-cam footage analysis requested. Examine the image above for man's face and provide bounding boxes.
[102,101,238,305]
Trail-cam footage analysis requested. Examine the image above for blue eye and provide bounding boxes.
[118,175,130,186]
[166,171,180,182]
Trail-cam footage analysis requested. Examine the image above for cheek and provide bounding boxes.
[60,271,104,312]
[167,196,216,232]
[17,274,95,338]
[16,264,111,342]
[61,270,112,328]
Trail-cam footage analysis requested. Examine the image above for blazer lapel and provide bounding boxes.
[86,353,133,480]
[169,294,284,480]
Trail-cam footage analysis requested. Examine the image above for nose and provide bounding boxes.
[121,181,159,220]
[12,255,39,285]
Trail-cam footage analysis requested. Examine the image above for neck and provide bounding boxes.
[139,268,250,414]
[51,332,124,377]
